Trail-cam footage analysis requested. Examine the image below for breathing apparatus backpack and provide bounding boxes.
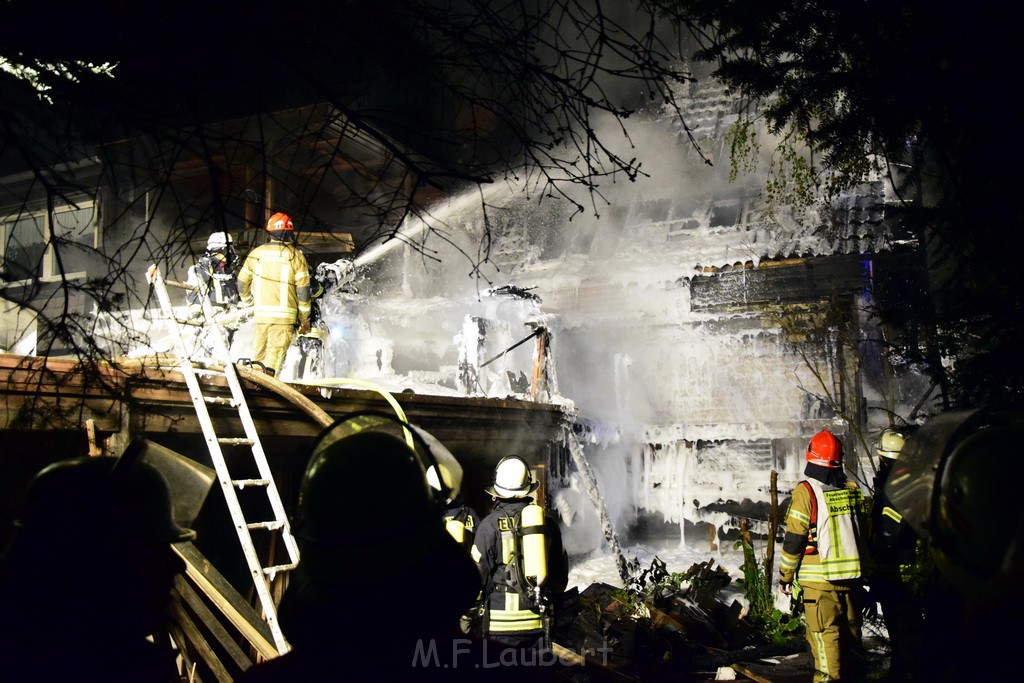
[498,503,549,601]
[483,501,554,641]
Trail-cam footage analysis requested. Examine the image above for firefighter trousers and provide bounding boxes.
[253,322,294,375]
[802,585,863,682]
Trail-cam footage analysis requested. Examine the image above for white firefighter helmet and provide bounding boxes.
[426,463,462,505]
[875,428,906,459]
[206,232,232,251]
[486,455,538,499]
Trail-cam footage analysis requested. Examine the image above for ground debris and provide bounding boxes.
[553,560,808,682]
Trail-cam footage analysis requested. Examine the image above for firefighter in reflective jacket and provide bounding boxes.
[237,212,311,376]
[472,455,568,650]
[867,428,924,682]
[187,232,240,310]
[187,232,241,347]
[780,430,867,683]
[428,463,481,552]
[294,273,327,380]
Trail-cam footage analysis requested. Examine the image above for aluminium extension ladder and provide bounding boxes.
[146,264,298,654]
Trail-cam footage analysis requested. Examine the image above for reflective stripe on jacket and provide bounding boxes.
[781,478,865,587]
[187,253,240,307]
[237,241,311,324]
[472,499,569,636]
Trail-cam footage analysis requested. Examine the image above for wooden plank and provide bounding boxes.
[552,642,639,682]
[0,352,567,436]
[171,597,234,683]
[172,542,278,660]
[730,654,815,683]
[166,620,204,683]
[174,575,254,672]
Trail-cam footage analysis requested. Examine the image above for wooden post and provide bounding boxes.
[708,524,718,553]
[85,419,102,456]
[765,470,778,595]
[530,327,549,401]
[105,390,134,458]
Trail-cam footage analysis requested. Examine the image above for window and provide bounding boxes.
[709,199,741,228]
[1,200,98,282]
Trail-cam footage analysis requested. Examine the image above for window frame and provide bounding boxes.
[1,198,99,285]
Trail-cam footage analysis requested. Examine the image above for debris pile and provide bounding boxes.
[553,559,813,682]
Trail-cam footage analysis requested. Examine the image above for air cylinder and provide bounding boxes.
[521,503,547,587]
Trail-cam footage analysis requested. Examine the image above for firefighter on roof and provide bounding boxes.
[472,455,568,650]
[237,212,311,376]
[779,430,868,683]
[187,231,241,346]
[294,271,327,380]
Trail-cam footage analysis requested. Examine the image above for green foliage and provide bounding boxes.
[734,538,803,645]
[900,539,936,599]
[0,56,116,104]
[762,126,817,221]
[749,607,803,646]
[619,556,693,613]
[725,119,759,182]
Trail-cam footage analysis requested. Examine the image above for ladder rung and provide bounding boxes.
[263,563,298,577]
[218,437,255,446]
[194,368,225,377]
[232,478,270,489]
[204,396,237,406]
[247,521,285,531]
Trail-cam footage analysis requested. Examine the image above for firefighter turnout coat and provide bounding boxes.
[780,476,867,682]
[780,478,866,586]
[472,499,568,639]
[187,252,240,309]
[237,241,312,325]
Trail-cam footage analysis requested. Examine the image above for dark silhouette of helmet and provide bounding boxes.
[885,407,1024,591]
[277,416,481,654]
[0,454,193,682]
[291,415,472,587]
[13,455,195,546]
[297,430,438,550]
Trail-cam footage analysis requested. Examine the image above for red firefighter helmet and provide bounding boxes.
[806,430,843,468]
[266,212,294,232]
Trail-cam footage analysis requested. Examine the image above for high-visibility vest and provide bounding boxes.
[798,479,864,583]
[188,253,240,307]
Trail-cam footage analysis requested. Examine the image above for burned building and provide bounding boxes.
[1,58,933,679]
[327,78,932,552]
